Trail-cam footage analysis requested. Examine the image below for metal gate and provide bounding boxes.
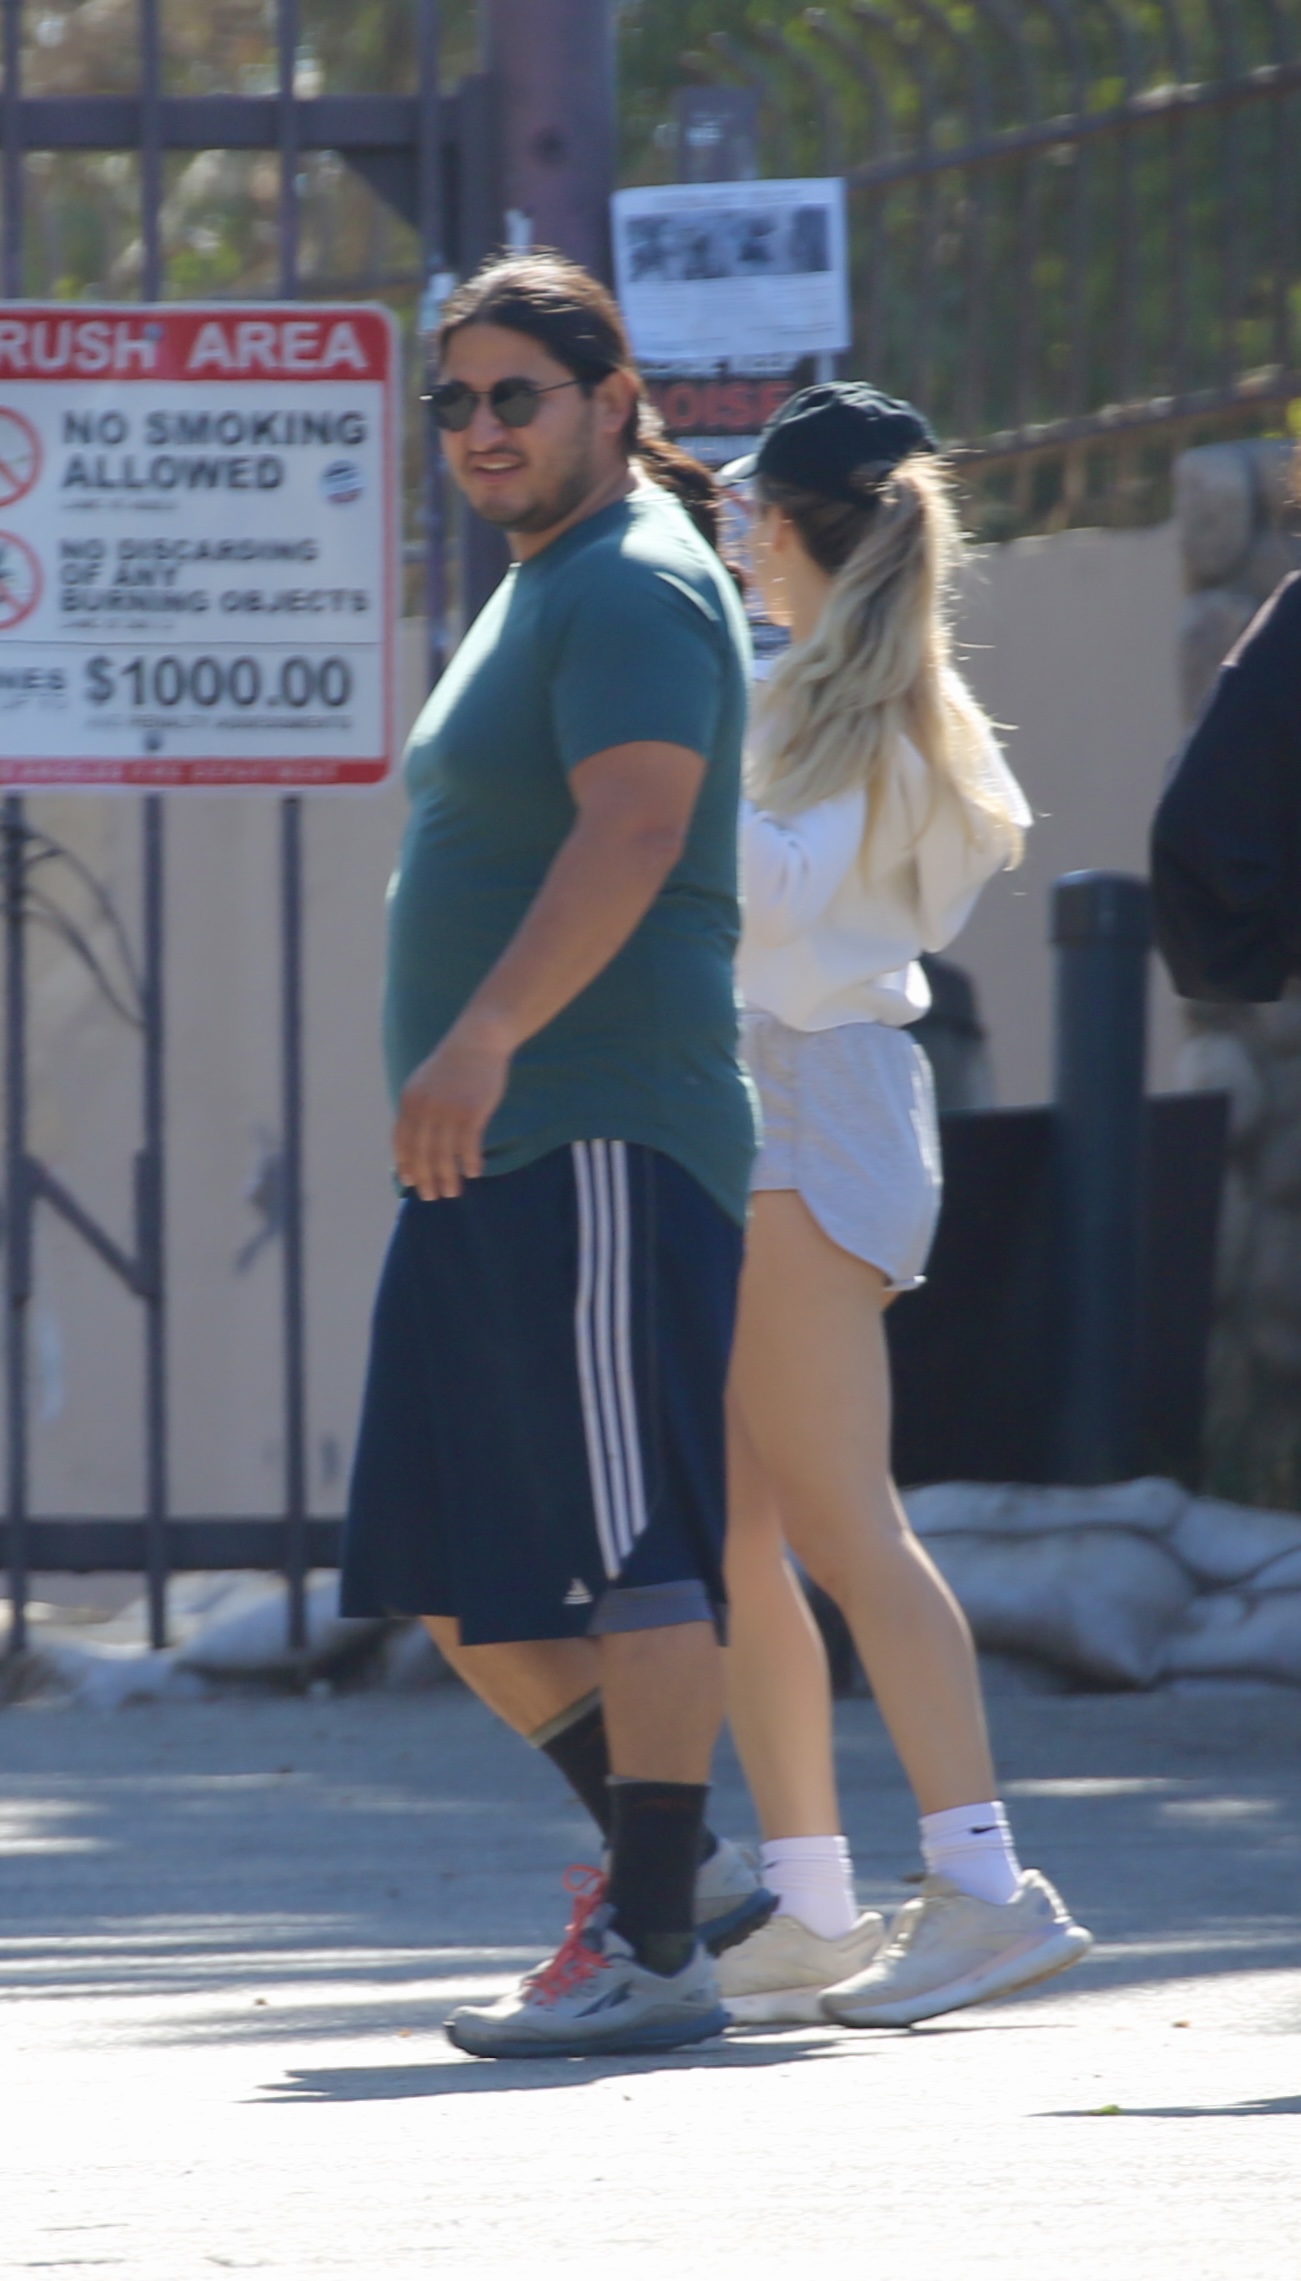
[0,0,465,1653]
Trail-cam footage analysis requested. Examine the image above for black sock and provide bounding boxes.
[531,1696,718,1863]
[607,1778,709,1977]
[532,1693,612,1836]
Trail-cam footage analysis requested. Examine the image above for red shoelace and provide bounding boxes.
[527,1865,610,2007]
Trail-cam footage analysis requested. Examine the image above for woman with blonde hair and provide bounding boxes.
[716,383,1091,2025]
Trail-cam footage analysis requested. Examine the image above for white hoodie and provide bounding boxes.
[738,731,1031,1031]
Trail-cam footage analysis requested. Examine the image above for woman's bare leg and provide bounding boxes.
[727,1191,996,1822]
[723,1401,841,1837]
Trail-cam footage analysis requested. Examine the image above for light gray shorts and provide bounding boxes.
[744,1009,942,1291]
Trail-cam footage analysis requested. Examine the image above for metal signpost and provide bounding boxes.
[612,171,851,670]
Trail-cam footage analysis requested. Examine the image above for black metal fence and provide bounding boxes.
[670,2,1301,522]
[1,0,452,1656]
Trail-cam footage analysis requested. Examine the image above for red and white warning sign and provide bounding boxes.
[0,303,398,788]
[0,407,41,509]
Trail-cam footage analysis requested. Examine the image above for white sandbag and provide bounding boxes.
[906,1478,1187,1541]
[164,1571,285,1635]
[928,1528,1194,1687]
[22,1572,269,1658]
[1168,1499,1301,1586]
[38,1641,207,1710]
[1246,1548,1301,1594]
[178,1571,384,1679]
[1164,1589,1301,1686]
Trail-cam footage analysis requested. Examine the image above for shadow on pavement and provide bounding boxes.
[5,1693,1301,2056]
[259,2033,844,2101]
[1044,2093,1301,2120]
[6,1923,1301,2054]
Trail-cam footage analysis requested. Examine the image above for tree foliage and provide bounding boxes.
[622,0,1301,486]
[10,0,1299,514]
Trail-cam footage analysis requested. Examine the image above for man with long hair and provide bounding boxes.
[341,252,768,2058]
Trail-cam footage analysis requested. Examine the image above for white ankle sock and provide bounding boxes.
[919,1800,1023,1906]
[760,1835,858,1940]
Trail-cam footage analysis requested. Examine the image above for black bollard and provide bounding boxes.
[1051,872,1152,1483]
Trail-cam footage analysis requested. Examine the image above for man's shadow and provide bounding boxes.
[258,2030,847,2104]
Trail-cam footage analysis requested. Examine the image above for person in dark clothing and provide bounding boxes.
[341,251,772,2063]
[1151,572,1301,1001]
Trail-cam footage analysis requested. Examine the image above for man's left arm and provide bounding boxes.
[393,739,705,1201]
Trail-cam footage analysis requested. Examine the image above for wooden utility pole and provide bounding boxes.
[457,0,617,619]
[481,0,617,277]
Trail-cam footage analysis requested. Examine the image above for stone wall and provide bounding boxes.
[1173,440,1301,1509]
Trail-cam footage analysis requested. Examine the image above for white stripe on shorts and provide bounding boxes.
[608,1141,650,1552]
[572,1141,649,1581]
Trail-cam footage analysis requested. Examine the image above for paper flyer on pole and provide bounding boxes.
[611,178,850,367]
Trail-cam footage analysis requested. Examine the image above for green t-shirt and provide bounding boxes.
[384,484,757,1225]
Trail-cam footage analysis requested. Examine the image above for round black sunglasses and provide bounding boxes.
[424,376,583,432]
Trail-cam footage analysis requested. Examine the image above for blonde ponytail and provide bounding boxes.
[748,455,1025,867]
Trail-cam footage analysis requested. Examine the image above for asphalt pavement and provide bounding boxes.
[3,1679,1300,2278]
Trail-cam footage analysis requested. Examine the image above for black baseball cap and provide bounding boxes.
[724,381,937,506]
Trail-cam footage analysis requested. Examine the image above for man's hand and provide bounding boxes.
[393,1013,515,1201]
[393,742,706,1203]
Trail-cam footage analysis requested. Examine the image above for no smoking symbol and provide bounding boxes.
[0,408,41,510]
[0,531,42,631]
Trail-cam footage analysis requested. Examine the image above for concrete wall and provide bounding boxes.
[952,520,1185,1105]
[2,523,1187,1526]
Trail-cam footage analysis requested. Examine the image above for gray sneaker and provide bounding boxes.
[694,1837,779,1956]
[821,1870,1093,2029]
[446,1867,730,2060]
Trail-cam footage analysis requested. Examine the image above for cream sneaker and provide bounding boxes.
[718,1909,886,2025]
[821,1871,1092,2028]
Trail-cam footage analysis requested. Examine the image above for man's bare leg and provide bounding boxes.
[595,1621,724,1975]
[423,1614,726,1848]
[598,1622,723,1781]
[422,1616,599,1736]
[421,1618,723,1780]
[446,1618,732,2055]
[421,1617,612,1833]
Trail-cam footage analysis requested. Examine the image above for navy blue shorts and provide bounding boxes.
[340,1142,743,1645]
